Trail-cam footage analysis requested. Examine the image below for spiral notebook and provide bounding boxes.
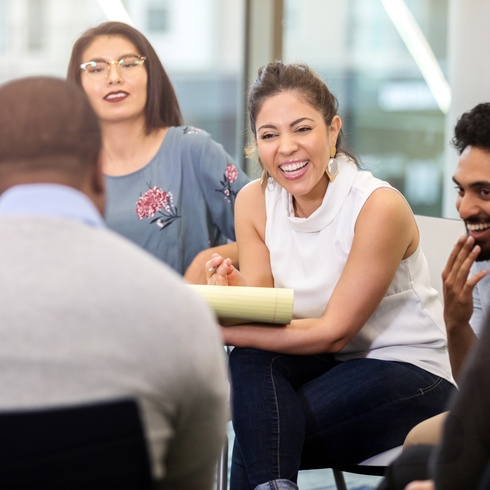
[188,285,294,326]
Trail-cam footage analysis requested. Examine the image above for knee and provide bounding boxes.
[403,411,449,450]
[229,347,277,369]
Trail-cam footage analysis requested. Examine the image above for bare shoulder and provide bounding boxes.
[359,187,414,223]
[236,179,264,205]
[236,180,266,218]
[235,179,267,241]
[356,187,419,257]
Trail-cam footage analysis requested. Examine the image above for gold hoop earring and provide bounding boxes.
[326,146,339,182]
[261,170,269,194]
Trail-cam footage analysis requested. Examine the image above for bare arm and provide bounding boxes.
[184,242,239,285]
[222,184,419,355]
[442,235,488,380]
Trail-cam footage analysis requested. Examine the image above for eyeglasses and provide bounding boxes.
[80,56,147,81]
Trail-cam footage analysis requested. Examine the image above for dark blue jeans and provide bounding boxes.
[229,348,456,490]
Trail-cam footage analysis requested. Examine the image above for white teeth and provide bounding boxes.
[467,222,490,231]
[280,160,308,172]
[106,93,127,99]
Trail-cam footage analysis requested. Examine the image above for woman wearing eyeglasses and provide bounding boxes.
[67,22,249,281]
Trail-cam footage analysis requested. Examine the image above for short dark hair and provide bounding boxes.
[0,76,101,173]
[247,61,358,166]
[67,22,183,133]
[452,102,490,155]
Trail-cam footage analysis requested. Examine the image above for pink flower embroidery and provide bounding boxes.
[216,164,239,207]
[135,186,170,219]
[225,164,238,183]
[135,185,180,230]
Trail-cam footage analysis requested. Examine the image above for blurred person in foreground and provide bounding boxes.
[378,103,490,490]
[0,76,228,490]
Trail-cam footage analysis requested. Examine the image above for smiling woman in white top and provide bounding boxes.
[206,61,455,490]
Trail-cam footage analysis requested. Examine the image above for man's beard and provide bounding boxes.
[474,239,490,261]
[465,224,490,262]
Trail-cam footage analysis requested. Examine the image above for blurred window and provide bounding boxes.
[284,0,449,217]
[28,0,46,51]
[0,0,245,164]
[0,0,6,53]
[147,0,170,33]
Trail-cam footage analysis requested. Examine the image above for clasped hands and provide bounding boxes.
[205,253,246,287]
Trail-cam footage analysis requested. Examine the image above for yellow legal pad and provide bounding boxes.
[188,285,294,325]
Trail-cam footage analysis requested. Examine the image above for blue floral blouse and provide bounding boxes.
[105,126,250,275]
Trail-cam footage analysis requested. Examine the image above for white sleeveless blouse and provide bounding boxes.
[264,155,453,382]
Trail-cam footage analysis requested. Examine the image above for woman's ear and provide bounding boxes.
[329,116,342,146]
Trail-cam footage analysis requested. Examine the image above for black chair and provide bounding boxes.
[0,398,154,490]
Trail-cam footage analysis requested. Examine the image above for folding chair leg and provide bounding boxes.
[332,469,348,490]
[217,435,228,490]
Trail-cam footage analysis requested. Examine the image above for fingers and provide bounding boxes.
[443,236,479,291]
[465,266,488,290]
[453,241,481,287]
[205,254,224,282]
[206,255,233,285]
[442,235,467,280]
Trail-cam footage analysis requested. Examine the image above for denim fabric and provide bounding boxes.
[229,348,455,490]
[254,479,299,490]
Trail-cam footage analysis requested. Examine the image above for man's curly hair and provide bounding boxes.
[452,102,490,155]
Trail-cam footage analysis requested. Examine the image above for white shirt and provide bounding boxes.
[265,155,453,382]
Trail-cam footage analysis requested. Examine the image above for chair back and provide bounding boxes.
[0,398,154,490]
[415,214,466,303]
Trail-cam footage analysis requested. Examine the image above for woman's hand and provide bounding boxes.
[206,253,247,287]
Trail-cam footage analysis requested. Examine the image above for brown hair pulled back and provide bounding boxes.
[248,61,358,166]
[67,21,183,133]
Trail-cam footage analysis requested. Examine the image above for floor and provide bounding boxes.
[223,422,383,490]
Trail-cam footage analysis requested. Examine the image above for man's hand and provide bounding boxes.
[442,236,487,331]
[442,235,487,379]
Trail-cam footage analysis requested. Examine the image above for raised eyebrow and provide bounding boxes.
[257,124,277,132]
[291,117,314,126]
[257,117,314,133]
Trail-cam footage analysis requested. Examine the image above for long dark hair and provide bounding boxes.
[248,61,358,166]
[67,22,183,133]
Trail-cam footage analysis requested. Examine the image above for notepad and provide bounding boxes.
[188,285,294,326]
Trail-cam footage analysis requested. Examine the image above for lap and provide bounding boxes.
[229,349,455,467]
[298,359,454,466]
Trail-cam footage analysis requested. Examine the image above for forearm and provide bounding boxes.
[184,243,239,285]
[223,318,348,355]
[446,322,477,381]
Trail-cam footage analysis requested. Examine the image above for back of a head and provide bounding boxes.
[0,76,101,190]
[452,102,490,154]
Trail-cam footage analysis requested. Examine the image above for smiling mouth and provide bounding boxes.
[104,92,129,101]
[466,222,490,232]
[280,160,309,175]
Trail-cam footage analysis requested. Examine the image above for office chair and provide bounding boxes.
[0,398,154,490]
